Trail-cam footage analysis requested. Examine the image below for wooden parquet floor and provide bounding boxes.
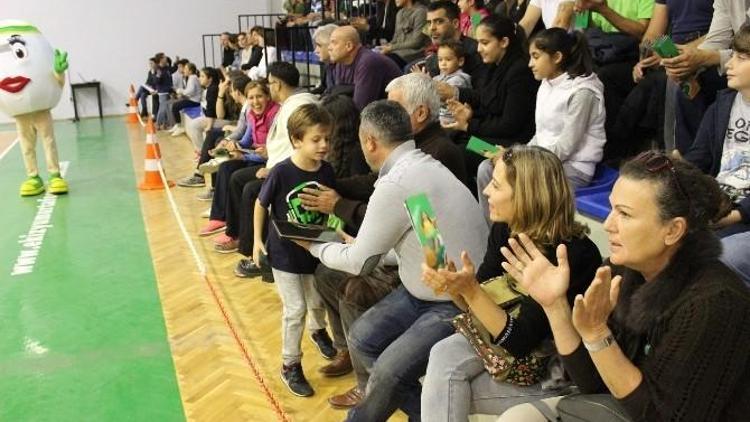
[127,123,407,422]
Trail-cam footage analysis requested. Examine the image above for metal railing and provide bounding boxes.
[202,33,223,68]
[238,14,287,33]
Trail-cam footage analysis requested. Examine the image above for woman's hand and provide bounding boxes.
[443,99,472,132]
[422,251,478,297]
[500,233,570,307]
[252,241,267,269]
[572,266,622,342]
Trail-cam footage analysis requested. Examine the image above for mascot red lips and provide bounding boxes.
[0,76,31,93]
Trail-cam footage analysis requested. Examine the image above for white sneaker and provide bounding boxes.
[198,156,230,174]
[168,124,179,132]
[170,127,185,137]
[201,208,210,218]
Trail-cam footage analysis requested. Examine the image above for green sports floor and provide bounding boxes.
[0,118,185,421]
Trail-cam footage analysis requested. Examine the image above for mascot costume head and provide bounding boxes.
[0,20,69,196]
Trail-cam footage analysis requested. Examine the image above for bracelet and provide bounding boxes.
[583,333,616,353]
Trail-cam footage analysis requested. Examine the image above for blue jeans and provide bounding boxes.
[346,285,460,422]
[721,231,750,287]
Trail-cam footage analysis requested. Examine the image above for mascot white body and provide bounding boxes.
[0,20,68,196]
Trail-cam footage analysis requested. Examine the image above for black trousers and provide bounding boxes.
[209,161,254,222]
[171,99,199,123]
[225,166,264,256]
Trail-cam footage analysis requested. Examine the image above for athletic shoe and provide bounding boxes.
[280,362,314,397]
[196,189,214,201]
[47,173,68,195]
[19,175,44,197]
[199,220,225,236]
[234,258,263,278]
[213,233,233,245]
[176,174,205,188]
[310,329,337,360]
[170,127,185,137]
[198,156,229,174]
[214,239,238,254]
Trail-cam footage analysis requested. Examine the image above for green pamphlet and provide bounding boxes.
[405,193,447,269]
[466,136,499,158]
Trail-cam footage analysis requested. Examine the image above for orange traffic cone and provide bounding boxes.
[138,118,174,190]
[126,84,139,124]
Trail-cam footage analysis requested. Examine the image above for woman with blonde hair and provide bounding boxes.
[499,151,750,421]
[420,145,602,420]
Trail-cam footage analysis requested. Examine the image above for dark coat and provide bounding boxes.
[562,231,750,421]
[458,50,538,147]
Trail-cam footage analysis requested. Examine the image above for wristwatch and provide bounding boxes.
[583,333,616,353]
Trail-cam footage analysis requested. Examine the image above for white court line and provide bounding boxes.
[0,138,19,162]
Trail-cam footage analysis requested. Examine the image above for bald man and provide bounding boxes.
[327,25,402,110]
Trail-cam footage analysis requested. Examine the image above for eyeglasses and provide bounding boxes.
[634,151,690,202]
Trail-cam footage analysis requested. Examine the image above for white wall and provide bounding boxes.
[1,0,275,124]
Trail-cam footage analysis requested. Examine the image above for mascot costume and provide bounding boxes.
[0,20,68,196]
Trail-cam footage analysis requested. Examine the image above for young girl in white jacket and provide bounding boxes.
[526,27,605,187]
[476,28,606,223]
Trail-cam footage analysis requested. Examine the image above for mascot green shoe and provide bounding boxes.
[20,175,44,196]
[48,173,68,194]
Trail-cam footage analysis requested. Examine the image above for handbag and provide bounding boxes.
[452,274,552,385]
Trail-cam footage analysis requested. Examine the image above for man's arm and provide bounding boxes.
[519,4,542,37]
[591,3,649,39]
[310,180,409,275]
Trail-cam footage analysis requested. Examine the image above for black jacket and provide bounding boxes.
[476,223,601,357]
[562,231,750,421]
[458,50,538,147]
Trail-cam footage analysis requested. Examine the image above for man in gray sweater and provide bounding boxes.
[304,100,488,421]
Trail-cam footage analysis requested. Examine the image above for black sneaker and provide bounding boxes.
[280,362,314,397]
[310,329,337,360]
[234,258,262,278]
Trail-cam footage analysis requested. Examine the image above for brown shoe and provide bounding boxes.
[319,350,353,377]
[328,386,364,409]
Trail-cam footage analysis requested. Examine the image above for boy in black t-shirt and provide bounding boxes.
[254,103,338,397]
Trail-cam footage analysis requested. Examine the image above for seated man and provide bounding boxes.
[576,0,654,149]
[297,100,488,421]
[378,0,430,68]
[327,25,403,110]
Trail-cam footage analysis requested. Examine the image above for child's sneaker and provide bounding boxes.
[310,329,337,360]
[280,362,314,397]
[19,175,44,197]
